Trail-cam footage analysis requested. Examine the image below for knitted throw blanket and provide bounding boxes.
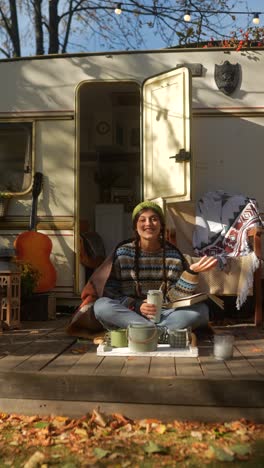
[192,190,262,308]
[193,190,262,257]
[185,252,259,310]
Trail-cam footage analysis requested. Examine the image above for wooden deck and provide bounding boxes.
[1,316,264,422]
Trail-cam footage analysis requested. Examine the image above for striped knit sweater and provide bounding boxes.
[104,241,199,305]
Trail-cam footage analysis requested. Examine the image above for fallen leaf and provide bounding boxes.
[26,416,41,424]
[143,440,169,454]
[120,461,132,467]
[208,445,234,462]
[140,418,161,425]
[53,416,69,423]
[33,421,49,429]
[91,409,107,427]
[155,424,167,434]
[74,428,88,438]
[93,336,105,344]
[230,443,251,456]
[108,452,127,460]
[191,431,203,440]
[93,447,110,459]
[191,442,208,453]
[71,346,87,354]
[118,423,133,433]
[112,413,131,425]
[23,450,45,468]
[204,446,216,460]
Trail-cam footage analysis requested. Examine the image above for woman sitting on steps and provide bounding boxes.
[93,201,217,333]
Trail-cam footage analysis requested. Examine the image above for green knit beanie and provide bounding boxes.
[132,201,165,223]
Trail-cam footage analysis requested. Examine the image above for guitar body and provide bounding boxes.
[14,172,57,293]
[15,231,57,293]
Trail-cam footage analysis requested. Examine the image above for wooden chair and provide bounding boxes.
[247,227,263,325]
[166,206,263,326]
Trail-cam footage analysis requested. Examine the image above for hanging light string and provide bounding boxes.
[181,11,260,24]
[110,1,262,24]
[114,3,122,14]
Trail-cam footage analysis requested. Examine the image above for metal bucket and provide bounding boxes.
[128,323,158,352]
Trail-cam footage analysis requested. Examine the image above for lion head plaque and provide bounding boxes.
[214,60,240,96]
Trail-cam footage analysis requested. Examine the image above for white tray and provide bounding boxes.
[97,343,199,357]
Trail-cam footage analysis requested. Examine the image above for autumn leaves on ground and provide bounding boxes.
[0,410,264,467]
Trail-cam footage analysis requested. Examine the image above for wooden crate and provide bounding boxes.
[21,293,56,321]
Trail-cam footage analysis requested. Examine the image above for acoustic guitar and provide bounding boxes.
[14,172,57,293]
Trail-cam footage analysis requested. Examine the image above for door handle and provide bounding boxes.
[169,148,191,162]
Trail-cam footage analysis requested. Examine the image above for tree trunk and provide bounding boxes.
[61,0,74,53]
[48,0,59,54]
[9,0,20,56]
[33,0,44,55]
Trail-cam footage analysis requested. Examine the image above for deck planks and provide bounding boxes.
[198,345,232,377]
[235,341,264,376]
[68,349,105,375]
[121,356,151,376]
[95,356,126,376]
[175,357,203,376]
[225,348,260,377]
[1,319,264,420]
[149,357,176,377]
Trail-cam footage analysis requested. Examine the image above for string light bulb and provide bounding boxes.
[183,10,191,22]
[252,13,260,25]
[115,3,122,15]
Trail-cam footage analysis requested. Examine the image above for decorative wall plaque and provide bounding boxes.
[214,60,240,95]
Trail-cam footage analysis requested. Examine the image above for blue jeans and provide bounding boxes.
[94,297,209,331]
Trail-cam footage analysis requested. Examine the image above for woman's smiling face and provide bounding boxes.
[136,209,161,242]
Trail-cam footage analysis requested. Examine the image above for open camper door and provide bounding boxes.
[143,67,192,204]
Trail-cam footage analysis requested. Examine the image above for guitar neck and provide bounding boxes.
[30,172,43,231]
[29,198,38,231]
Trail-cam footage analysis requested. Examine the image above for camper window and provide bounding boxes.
[0,122,32,194]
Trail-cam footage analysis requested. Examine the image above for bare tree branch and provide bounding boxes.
[0,0,255,57]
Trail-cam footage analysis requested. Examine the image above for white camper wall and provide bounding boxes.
[192,115,264,207]
[1,48,264,300]
[1,50,264,213]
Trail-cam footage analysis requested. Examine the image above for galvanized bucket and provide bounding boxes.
[128,323,158,352]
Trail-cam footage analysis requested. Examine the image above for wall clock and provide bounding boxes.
[96,120,111,135]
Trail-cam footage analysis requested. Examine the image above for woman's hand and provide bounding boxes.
[140,301,156,320]
[189,256,218,273]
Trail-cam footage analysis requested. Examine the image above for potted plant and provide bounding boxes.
[18,261,41,302]
[14,259,56,321]
[15,261,41,320]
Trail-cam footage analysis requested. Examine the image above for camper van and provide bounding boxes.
[0,47,263,305]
